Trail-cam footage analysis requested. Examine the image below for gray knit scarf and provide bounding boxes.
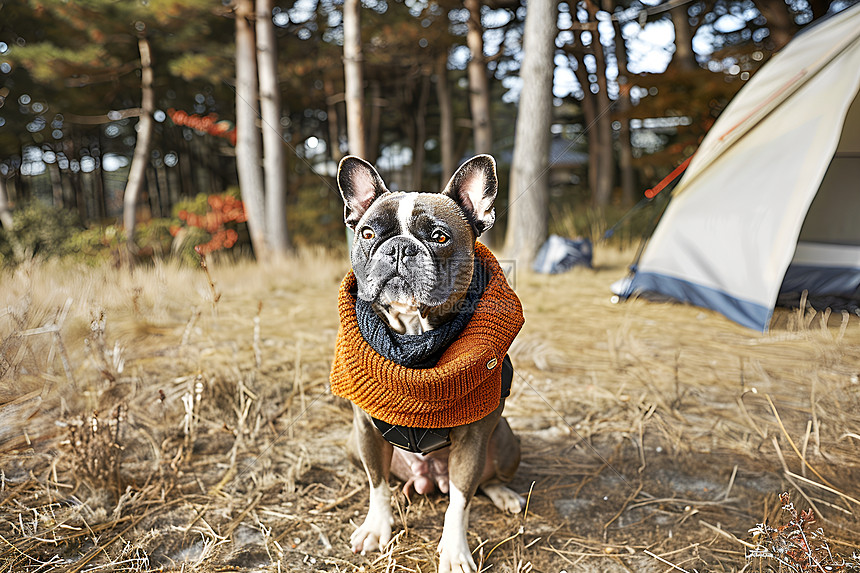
[355,261,490,369]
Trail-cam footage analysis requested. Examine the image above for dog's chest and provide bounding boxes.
[389,447,451,495]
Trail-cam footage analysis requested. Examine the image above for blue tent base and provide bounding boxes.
[626,272,773,331]
[625,267,860,331]
[778,264,860,316]
[776,291,860,316]
[781,264,860,299]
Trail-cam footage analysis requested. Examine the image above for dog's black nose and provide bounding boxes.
[383,239,420,275]
[384,240,418,260]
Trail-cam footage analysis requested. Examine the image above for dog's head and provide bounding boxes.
[337,154,498,331]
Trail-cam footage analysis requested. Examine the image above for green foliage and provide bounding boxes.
[0,199,228,268]
[134,219,176,260]
[6,43,112,84]
[172,192,212,218]
[0,200,82,266]
[60,220,176,266]
[2,0,234,159]
[168,49,234,84]
[63,224,126,264]
[168,225,211,266]
[64,218,202,267]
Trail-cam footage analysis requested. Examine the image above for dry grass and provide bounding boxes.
[0,245,859,572]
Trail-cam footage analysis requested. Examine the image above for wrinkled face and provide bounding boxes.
[337,154,499,324]
[350,192,475,309]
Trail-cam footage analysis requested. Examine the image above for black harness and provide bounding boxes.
[371,355,514,455]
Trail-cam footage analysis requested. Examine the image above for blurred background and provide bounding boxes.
[1,0,856,266]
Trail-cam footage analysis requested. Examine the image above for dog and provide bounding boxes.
[329,154,525,573]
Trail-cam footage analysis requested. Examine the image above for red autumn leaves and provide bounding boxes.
[167,108,237,146]
[171,194,247,256]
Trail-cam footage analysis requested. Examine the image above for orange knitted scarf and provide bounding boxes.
[330,242,524,428]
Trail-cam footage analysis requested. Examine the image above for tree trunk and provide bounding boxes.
[616,92,635,208]
[166,162,178,208]
[256,0,290,256]
[757,1,795,50]
[411,72,430,191]
[435,53,455,184]
[95,132,107,218]
[808,0,830,21]
[149,165,163,217]
[94,160,106,219]
[61,166,75,211]
[367,80,381,163]
[503,0,557,265]
[324,78,344,162]
[6,174,17,204]
[583,1,613,208]
[234,0,269,260]
[465,0,492,154]
[122,34,155,258]
[48,161,63,207]
[569,51,599,197]
[156,164,170,217]
[178,135,194,197]
[70,171,86,220]
[610,0,636,207]
[402,84,417,187]
[343,0,366,158]
[0,176,13,230]
[670,3,697,71]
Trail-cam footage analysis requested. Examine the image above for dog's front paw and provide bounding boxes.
[351,482,394,554]
[350,507,394,554]
[437,532,476,573]
[480,483,525,514]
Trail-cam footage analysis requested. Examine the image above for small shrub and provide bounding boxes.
[56,221,173,266]
[135,218,174,259]
[169,190,248,264]
[63,224,126,264]
[747,492,860,572]
[64,405,127,495]
[0,200,83,266]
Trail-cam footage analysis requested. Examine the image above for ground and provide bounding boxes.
[1,246,859,572]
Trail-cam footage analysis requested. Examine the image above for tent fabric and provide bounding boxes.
[782,243,860,299]
[533,235,593,274]
[623,3,860,331]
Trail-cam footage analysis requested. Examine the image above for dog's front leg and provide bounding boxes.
[349,405,395,554]
[438,403,503,573]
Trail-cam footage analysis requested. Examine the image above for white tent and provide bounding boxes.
[621,2,860,331]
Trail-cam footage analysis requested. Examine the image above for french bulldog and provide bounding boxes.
[335,154,524,573]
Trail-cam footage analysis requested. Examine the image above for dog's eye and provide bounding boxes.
[431,230,449,244]
[360,227,375,240]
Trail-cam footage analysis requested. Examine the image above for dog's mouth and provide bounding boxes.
[376,286,430,317]
[386,300,421,313]
[372,275,425,306]
[373,297,434,334]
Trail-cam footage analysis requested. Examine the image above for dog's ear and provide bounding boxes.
[337,156,389,229]
[442,154,498,236]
